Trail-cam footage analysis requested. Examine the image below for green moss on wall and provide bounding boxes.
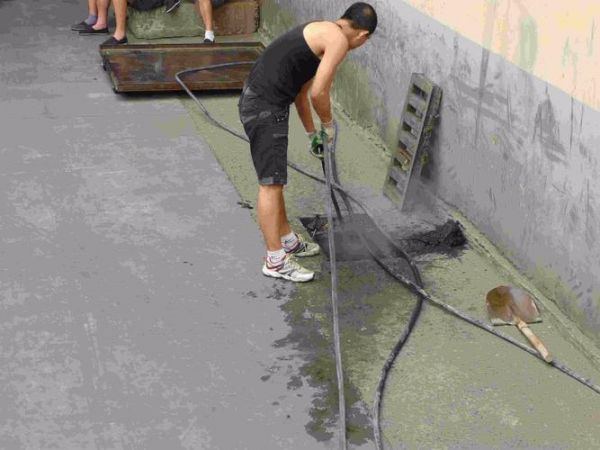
[332,59,396,152]
[258,1,394,154]
[258,0,297,40]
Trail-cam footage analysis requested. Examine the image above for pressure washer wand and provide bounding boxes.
[323,128,348,450]
[321,159,344,220]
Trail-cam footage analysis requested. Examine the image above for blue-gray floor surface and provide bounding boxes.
[0,1,336,448]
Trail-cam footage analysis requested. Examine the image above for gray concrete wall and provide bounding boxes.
[259,0,600,346]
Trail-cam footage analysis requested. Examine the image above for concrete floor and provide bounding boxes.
[0,2,336,449]
[2,1,600,450]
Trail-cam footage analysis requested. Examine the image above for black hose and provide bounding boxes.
[321,159,344,220]
[175,64,600,450]
[323,132,348,450]
[321,126,425,450]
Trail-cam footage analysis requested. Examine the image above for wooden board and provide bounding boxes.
[100,42,263,93]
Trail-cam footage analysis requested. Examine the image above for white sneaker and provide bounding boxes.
[262,255,315,282]
[284,234,320,258]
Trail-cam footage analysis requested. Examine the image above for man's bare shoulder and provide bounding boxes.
[305,21,345,37]
[304,21,347,53]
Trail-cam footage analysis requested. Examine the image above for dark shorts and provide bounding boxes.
[238,85,290,185]
[128,0,225,11]
[128,0,164,11]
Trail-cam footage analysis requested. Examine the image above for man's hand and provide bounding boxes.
[320,119,337,147]
[308,131,324,160]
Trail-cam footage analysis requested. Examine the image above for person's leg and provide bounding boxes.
[91,0,110,30]
[197,0,215,42]
[257,185,314,282]
[87,0,99,23]
[71,0,99,30]
[277,191,320,257]
[257,185,287,252]
[239,92,315,281]
[269,139,318,258]
[111,0,128,40]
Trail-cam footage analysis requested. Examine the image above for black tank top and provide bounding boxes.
[246,22,321,107]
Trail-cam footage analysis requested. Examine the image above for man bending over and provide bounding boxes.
[238,2,377,282]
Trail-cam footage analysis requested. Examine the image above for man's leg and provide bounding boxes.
[277,190,320,258]
[197,0,215,43]
[278,192,293,239]
[257,185,287,251]
[113,0,127,39]
[101,0,128,44]
[239,91,316,281]
[91,0,110,31]
[71,0,99,30]
[88,0,99,22]
[258,185,314,282]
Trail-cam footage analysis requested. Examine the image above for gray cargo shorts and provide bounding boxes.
[238,85,290,186]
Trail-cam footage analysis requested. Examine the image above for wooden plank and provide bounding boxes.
[100,42,263,92]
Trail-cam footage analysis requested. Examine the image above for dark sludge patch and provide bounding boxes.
[300,215,467,260]
[400,219,467,256]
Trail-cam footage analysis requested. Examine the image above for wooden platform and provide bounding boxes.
[100,42,263,93]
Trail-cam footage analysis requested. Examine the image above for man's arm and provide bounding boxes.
[294,79,316,133]
[309,29,348,124]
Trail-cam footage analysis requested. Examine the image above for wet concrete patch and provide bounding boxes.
[270,257,427,446]
[273,275,373,445]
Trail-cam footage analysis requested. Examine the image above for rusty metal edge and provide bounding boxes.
[99,41,264,55]
[112,81,245,92]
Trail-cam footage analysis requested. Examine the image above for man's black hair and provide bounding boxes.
[341,2,378,35]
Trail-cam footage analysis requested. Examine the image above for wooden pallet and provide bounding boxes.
[383,73,442,210]
[100,42,263,93]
